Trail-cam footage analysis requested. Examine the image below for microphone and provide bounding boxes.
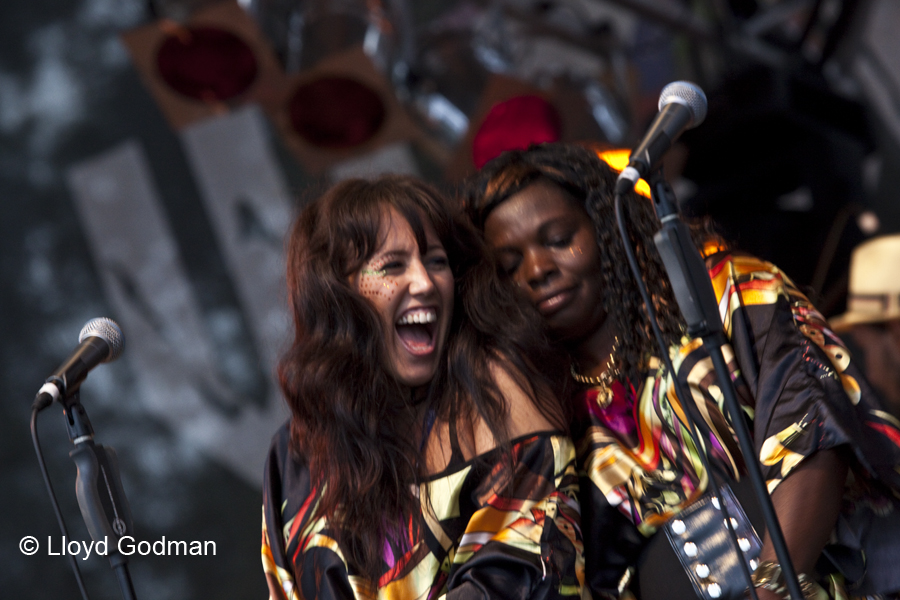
[35,317,125,409]
[616,81,707,194]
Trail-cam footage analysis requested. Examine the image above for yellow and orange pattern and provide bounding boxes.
[262,430,584,600]
[575,251,900,598]
[575,251,900,533]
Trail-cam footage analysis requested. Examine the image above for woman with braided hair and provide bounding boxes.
[464,142,900,600]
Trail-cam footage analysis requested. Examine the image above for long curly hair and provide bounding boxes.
[279,174,567,581]
[464,142,699,385]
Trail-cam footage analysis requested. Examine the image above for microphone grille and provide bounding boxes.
[659,81,708,128]
[79,317,125,363]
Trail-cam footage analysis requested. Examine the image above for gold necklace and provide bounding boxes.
[570,337,620,407]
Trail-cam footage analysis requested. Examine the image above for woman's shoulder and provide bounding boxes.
[434,360,557,466]
[704,248,784,280]
[266,420,294,467]
[701,248,812,317]
[487,356,563,439]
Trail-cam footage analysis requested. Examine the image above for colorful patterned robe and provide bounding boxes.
[575,251,900,598]
[262,426,585,600]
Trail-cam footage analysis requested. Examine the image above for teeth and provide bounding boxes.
[398,309,437,325]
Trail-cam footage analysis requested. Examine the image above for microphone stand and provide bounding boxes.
[63,391,138,600]
[646,170,804,600]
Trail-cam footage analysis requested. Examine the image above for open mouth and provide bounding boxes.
[395,308,438,356]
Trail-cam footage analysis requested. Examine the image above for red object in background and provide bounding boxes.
[471,95,562,169]
[288,76,386,149]
[156,26,259,103]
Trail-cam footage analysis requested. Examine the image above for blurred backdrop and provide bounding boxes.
[3,0,900,598]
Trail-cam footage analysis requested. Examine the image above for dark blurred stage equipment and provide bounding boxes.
[122,0,287,130]
[126,0,880,299]
[222,0,635,178]
[680,63,874,311]
[599,0,877,312]
[31,318,137,600]
[239,0,423,174]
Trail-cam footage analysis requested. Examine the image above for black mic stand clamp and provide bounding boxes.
[63,392,138,600]
[646,169,805,600]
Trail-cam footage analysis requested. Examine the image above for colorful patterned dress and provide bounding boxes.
[262,424,585,600]
[576,251,900,599]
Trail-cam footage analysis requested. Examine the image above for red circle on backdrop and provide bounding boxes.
[288,76,386,150]
[472,95,562,169]
[156,26,259,103]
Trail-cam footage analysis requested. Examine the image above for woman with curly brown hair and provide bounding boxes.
[465,142,900,600]
[261,174,584,600]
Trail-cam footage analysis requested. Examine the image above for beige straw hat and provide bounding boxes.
[830,234,900,332]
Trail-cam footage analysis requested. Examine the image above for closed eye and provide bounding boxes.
[428,256,449,269]
[500,256,521,276]
[547,234,574,248]
[382,260,405,272]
